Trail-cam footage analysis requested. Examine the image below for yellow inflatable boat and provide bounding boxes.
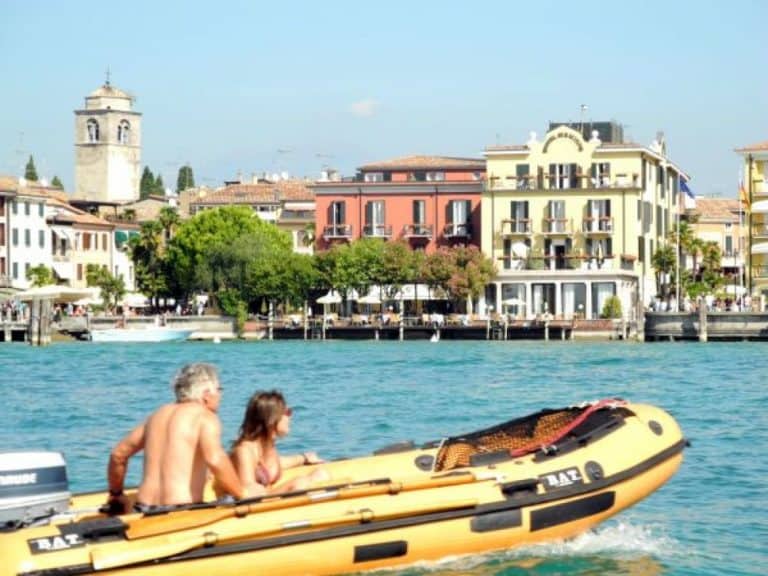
[0,399,685,576]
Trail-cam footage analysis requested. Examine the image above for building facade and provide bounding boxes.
[482,124,687,320]
[0,177,15,289]
[689,198,747,300]
[735,141,768,299]
[74,81,142,204]
[7,182,57,289]
[311,156,485,253]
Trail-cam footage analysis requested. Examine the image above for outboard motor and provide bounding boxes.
[0,452,70,528]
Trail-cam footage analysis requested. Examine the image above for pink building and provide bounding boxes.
[311,156,485,252]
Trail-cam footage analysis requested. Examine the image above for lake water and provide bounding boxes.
[1,340,766,575]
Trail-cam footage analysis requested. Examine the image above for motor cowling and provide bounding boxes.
[0,452,70,528]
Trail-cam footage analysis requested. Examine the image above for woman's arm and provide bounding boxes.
[232,443,258,486]
[280,451,323,469]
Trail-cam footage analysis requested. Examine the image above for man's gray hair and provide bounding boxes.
[172,363,220,402]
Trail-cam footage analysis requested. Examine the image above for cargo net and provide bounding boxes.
[433,399,628,472]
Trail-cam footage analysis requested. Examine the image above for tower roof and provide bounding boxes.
[88,82,132,100]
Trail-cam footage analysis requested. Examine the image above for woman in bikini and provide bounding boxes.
[231,390,328,495]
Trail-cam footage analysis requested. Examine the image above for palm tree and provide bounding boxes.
[157,206,181,245]
[651,244,676,297]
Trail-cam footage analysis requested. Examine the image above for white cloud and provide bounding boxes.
[350,98,379,118]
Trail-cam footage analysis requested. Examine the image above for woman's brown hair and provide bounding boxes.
[234,390,286,446]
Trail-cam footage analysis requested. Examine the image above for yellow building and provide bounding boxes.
[735,141,768,300]
[482,123,688,321]
[689,198,747,302]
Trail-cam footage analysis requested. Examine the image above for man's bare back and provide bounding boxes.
[107,363,245,512]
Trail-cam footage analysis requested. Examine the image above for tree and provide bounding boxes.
[51,176,63,189]
[26,265,55,287]
[85,264,126,312]
[140,167,155,199]
[157,206,181,244]
[154,174,165,196]
[651,244,676,297]
[176,165,195,193]
[25,156,38,181]
[129,220,169,309]
[600,295,622,319]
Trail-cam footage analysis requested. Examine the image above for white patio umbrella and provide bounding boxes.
[357,293,381,305]
[317,290,342,305]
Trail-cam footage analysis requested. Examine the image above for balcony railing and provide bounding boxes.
[752,224,768,238]
[542,218,572,235]
[402,223,433,239]
[491,174,640,191]
[323,224,353,240]
[582,217,614,234]
[443,223,472,238]
[363,224,392,238]
[498,255,615,271]
[500,219,531,235]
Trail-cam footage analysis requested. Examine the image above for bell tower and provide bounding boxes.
[74,77,142,203]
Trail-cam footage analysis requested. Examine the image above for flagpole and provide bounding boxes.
[676,177,681,311]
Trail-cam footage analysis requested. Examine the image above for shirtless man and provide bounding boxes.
[106,362,245,513]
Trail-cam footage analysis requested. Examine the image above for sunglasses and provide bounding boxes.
[284,407,293,417]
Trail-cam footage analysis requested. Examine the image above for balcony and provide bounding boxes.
[323,224,353,240]
[582,217,613,234]
[402,223,433,239]
[498,255,615,271]
[753,266,768,279]
[443,223,472,239]
[753,181,768,196]
[493,174,641,191]
[500,219,531,236]
[363,224,392,238]
[753,224,768,239]
[541,218,572,235]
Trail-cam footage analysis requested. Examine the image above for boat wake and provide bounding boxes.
[369,521,678,575]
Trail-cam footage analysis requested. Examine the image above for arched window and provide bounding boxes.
[117,120,131,144]
[87,119,100,143]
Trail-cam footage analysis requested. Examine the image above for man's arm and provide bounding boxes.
[200,415,244,500]
[106,422,146,512]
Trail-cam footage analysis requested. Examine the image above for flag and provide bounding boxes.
[680,178,694,199]
[739,179,750,209]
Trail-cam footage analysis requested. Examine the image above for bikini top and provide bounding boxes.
[255,458,282,487]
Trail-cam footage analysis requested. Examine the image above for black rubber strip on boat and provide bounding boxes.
[529,491,615,531]
[470,508,523,532]
[18,439,686,576]
[353,540,408,563]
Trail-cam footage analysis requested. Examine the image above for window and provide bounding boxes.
[38,230,44,248]
[25,202,30,216]
[329,201,346,224]
[586,199,611,232]
[364,200,387,236]
[516,164,530,189]
[25,263,30,276]
[12,228,18,246]
[532,283,556,315]
[501,283,526,315]
[87,119,100,143]
[509,201,529,233]
[591,283,616,319]
[590,163,611,187]
[11,201,17,215]
[0,223,4,245]
[549,163,578,189]
[103,233,108,250]
[638,236,645,263]
[117,120,131,144]
[446,200,471,235]
[24,229,30,247]
[12,262,18,279]
[562,283,587,318]
[364,172,384,183]
[656,205,663,237]
[586,238,612,268]
[725,236,733,257]
[77,264,83,281]
[38,203,44,217]
[547,200,565,233]
[83,233,91,250]
[426,171,445,182]
[408,171,427,182]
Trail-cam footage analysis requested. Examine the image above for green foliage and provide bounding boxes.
[85,264,126,311]
[26,265,55,287]
[140,167,155,199]
[51,176,63,189]
[600,295,622,319]
[129,220,169,307]
[25,156,38,181]
[217,289,248,335]
[421,245,496,307]
[651,243,676,297]
[176,165,195,193]
[154,174,165,195]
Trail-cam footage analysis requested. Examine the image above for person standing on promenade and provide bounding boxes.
[106,362,248,513]
[229,390,328,495]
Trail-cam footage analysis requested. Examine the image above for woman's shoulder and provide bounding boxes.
[233,440,261,461]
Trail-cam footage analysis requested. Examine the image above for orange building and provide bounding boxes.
[311,156,485,252]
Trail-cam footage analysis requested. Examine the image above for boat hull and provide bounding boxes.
[90,328,193,343]
[0,402,684,576]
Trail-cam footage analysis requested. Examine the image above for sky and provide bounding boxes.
[1,0,766,197]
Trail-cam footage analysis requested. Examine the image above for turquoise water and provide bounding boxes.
[1,340,766,575]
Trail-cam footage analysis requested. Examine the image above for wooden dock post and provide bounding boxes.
[27,298,52,346]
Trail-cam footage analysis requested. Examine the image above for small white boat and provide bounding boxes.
[90,327,193,343]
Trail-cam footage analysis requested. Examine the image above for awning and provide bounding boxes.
[115,230,129,247]
[750,200,768,213]
[51,261,73,280]
[751,242,768,255]
[51,226,76,244]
